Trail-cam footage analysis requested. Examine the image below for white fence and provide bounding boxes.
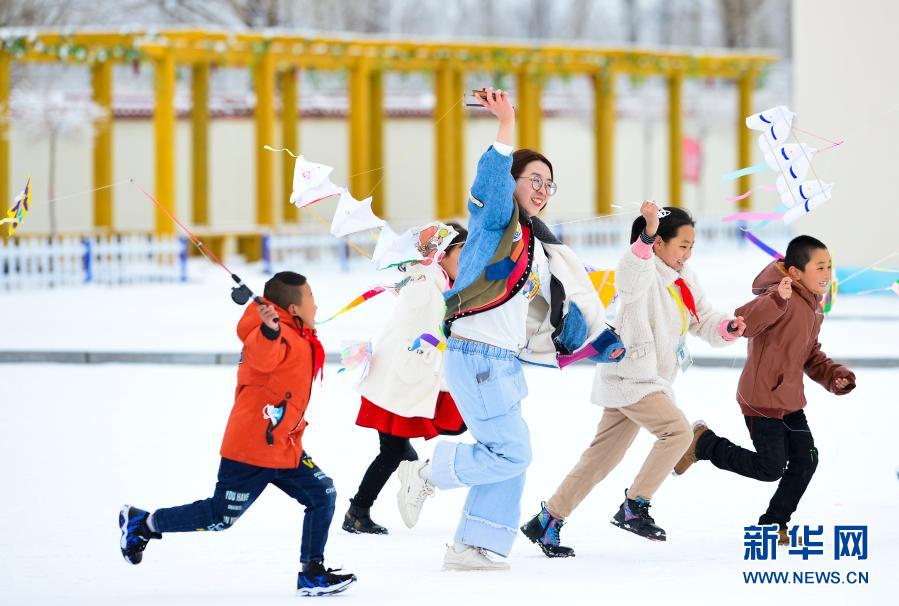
[552,215,794,251]
[1,217,793,289]
[0,234,188,290]
[263,230,369,274]
[263,215,795,274]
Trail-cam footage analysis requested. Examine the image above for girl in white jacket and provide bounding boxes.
[522,202,746,555]
[342,222,468,535]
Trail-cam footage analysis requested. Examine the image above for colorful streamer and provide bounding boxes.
[722,211,785,223]
[743,230,784,260]
[337,341,371,374]
[822,278,838,314]
[724,183,777,202]
[316,276,415,325]
[316,287,388,325]
[408,332,446,352]
[721,163,768,181]
[736,203,790,232]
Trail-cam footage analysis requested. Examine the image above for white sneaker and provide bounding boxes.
[442,544,511,571]
[396,460,435,528]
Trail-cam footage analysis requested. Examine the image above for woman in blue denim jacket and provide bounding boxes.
[396,88,624,571]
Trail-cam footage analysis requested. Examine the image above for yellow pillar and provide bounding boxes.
[737,70,755,211]
[254,50,275,228]
[594,68,616,215]
[667,71,683,208]
[91,62,114,229]
[516,70,542,150]
[153,51,176,236]
[434,67,465,220]
[0,52,9,212]
[368,69,385,217]
[348,57,372,202]
[191,63,209,225]
[450,69,466,217]
[280,67,299,223]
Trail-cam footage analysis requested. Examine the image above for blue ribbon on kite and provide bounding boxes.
[721,162,768,181]
[743,230,784,260]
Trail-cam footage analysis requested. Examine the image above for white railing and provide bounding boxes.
[263,230,371,274]
[263,215,794,275]
[551,215,794,251]
[0,234,188,290]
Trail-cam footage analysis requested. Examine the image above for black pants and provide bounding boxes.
[152,454,335,563]
[350,432,419,509]
[695,410,818,526]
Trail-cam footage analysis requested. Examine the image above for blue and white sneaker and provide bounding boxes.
[119,505,161,565]
[296,562,357,596]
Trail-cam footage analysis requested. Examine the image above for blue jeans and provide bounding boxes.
[152,453,336,563]
[431,338,532,557]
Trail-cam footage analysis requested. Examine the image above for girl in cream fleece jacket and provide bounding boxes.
[522,202,745,555]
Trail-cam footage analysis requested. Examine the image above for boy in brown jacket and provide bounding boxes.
[675,235,855,543]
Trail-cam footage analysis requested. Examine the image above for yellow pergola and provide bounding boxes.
[0,30,776,259]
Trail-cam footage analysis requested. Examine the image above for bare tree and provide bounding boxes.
[568,0,594,40]
[621,0,640,44]
[0,0,71,27]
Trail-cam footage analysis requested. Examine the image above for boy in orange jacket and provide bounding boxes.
[119,271,357,596]
[675,236,856,544]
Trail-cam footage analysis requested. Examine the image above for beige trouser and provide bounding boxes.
[546,391,692,519]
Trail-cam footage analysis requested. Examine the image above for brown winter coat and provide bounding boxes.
[735,261,855,419]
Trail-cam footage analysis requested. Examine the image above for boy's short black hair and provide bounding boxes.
[629,207,696,244]
[445,221,468,248]
[263,271,307,311]
[784,235,828,270]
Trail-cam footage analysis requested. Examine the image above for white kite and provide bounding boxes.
[289,156,342,208]
[722,105,836,227]
[330,188,385,237]
[371,224,425,270]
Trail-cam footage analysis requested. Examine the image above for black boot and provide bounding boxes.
[610,490,666,542]
[520,502,575,557]
[342,502,388,535]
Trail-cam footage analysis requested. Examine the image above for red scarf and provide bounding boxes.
[296,320,325,381]
[674,277,700,323]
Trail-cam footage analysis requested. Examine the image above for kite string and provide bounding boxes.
[301,205,373,260]
[791,126,844,147]
[780,108,828,209]
[44,180,131,205]
[838,251,899,286]
[129,179,234,275]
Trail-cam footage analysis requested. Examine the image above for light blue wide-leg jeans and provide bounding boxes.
[430,337,532,557]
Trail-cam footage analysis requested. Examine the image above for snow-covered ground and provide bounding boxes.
[1,241,897,604]
[0,363,896,605]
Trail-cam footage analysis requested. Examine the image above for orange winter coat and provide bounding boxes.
[220,301,323,469]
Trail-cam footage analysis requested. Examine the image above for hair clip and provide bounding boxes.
[648,200,671,219]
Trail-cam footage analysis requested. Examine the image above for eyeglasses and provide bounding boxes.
[518,174,557,196]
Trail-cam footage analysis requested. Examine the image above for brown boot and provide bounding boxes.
[672,421,709,476]
[778,526,802,546]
